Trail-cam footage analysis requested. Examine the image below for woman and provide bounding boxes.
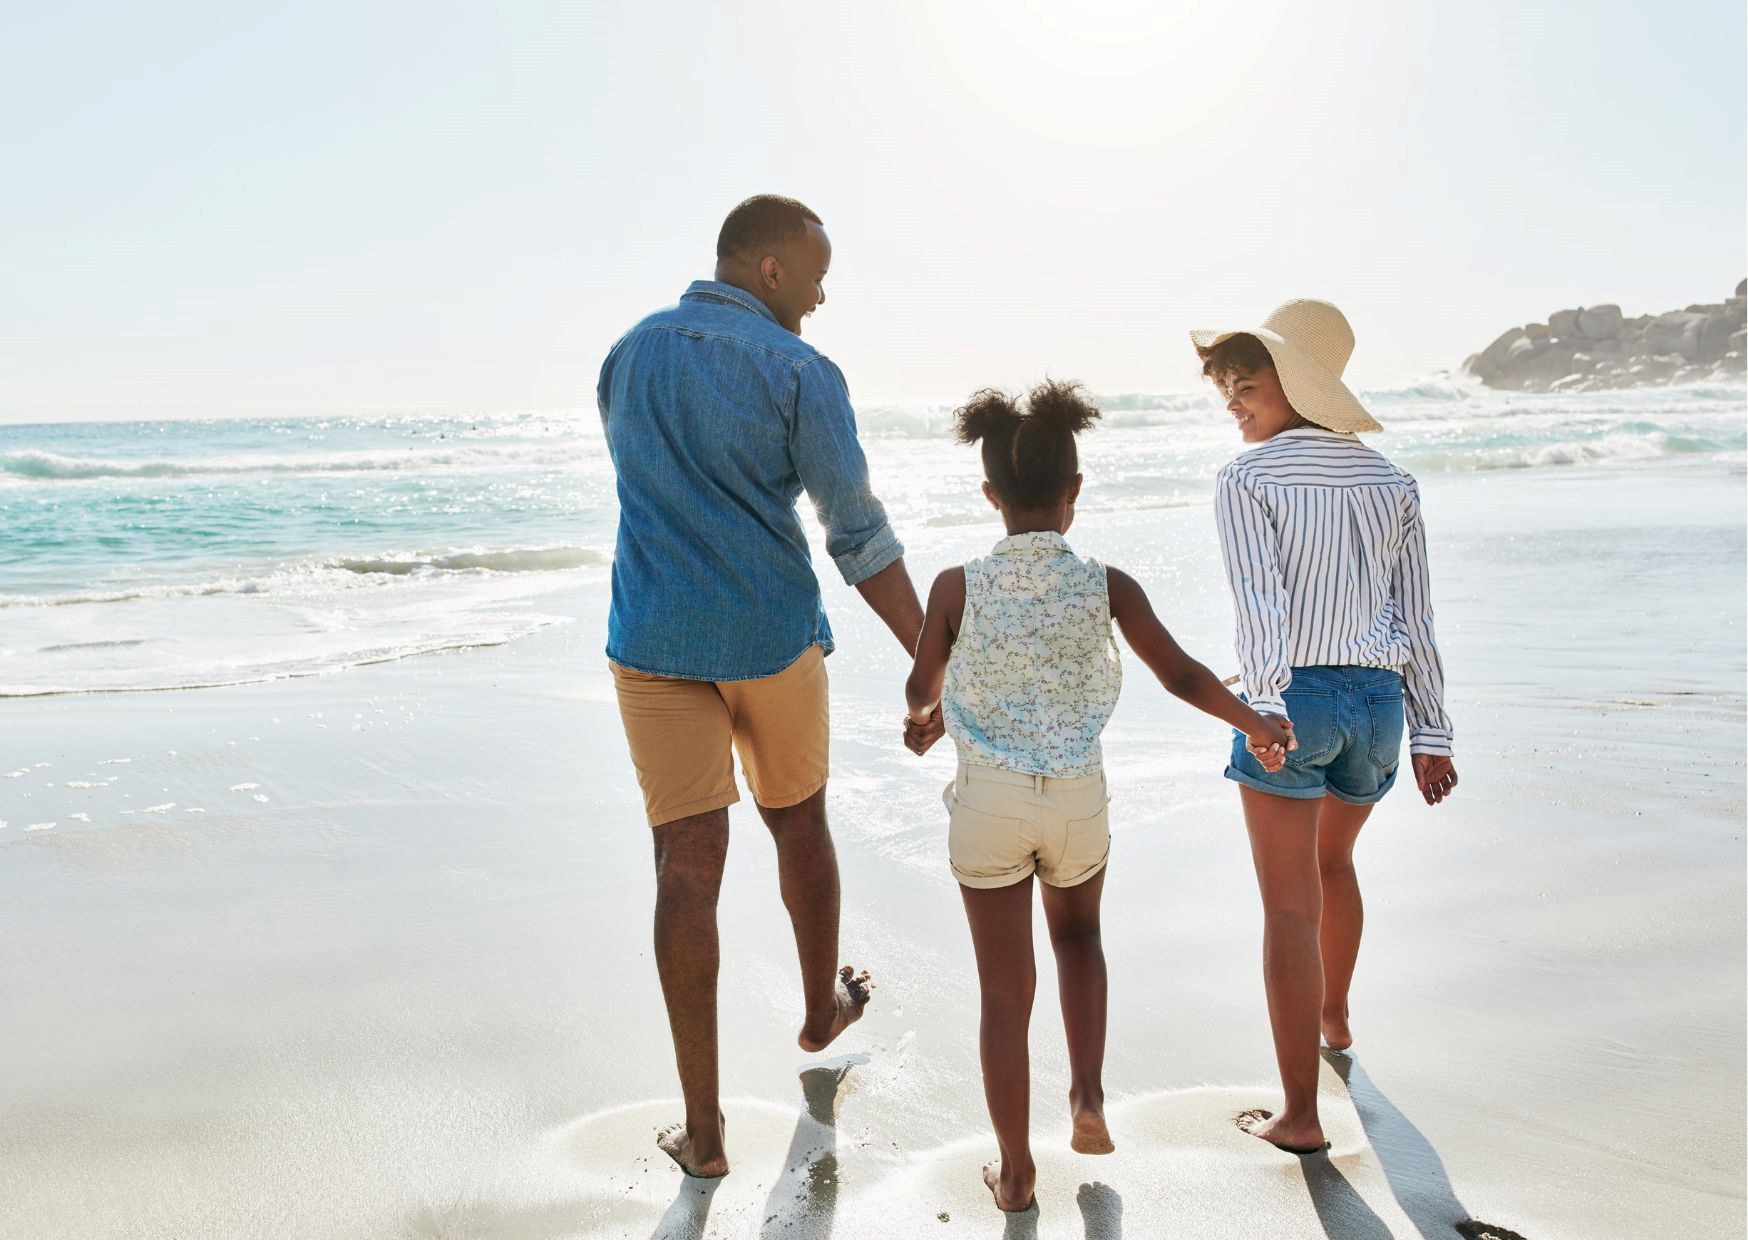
[1192,299,1459,1154]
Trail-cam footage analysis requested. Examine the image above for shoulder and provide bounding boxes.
[931,565,968,598]
[627,299,824,370]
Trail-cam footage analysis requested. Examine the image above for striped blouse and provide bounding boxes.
[1214,427,1453,757]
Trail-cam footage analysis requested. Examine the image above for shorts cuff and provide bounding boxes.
[1223,766,1326,800]
[647,789,739,828]
[1042,848,1110,889]
[1324,767,1399,806]
[751,773,829,812]
[952,861,1036,889]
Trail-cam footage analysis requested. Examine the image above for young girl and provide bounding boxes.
[1192,299,1458,1155]
[903,380,1294,1213]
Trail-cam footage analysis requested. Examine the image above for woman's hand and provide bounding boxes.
[1246,715,1294,773]
[1411,754,1458,805]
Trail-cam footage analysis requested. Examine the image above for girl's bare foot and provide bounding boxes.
[798,965,872,1052]
[1236,1108,1328,1155]
[981,1158,1036,1212]
[1070,1103,1115,1154]
[1321,1003,1353,1052]
[655,1113,729,1179]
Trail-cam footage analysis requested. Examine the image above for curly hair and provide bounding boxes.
[953,379,1101,509]
[1197,332,1276,391]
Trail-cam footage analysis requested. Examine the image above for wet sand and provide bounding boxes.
[0,465,1741,1238]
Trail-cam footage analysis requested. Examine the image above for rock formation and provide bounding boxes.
[1463,280,1746,392]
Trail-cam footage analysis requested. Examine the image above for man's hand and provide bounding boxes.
[1411,753,1458,806]
[903,708,944,756]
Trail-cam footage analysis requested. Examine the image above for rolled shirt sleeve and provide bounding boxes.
[1215,466,1293,717]
[1392,481,1454,756]
[791,356,903,586]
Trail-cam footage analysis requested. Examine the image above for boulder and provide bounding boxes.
[1685,303,1725,315]
[1472,327,1529,376]
[1548,308,1582,337]
[1644,312,1707,359]
[1698,314,1737,360]
[1576,304,1623,339]
[1524,322,1551,340]
[1737,278,1746,297]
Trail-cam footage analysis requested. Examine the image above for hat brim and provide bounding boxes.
[1189,327,1382,434]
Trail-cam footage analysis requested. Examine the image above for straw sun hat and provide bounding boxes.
[1189,299,1382,434]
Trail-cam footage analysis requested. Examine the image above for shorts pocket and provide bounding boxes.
[947,797,1027,882]
[1366,692,1405,771]
[1280,687,1340,767]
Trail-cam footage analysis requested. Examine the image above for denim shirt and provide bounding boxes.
[597,280,902,681]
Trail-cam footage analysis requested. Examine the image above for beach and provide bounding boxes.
[1,392,1743,1238]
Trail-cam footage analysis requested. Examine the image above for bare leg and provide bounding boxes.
[1316,796,1372,1051]
[1237,786,1328,1153]
[961,878,1038,1211]
[1040,869,1113,1153]
[651,809,731,1177]
[757,789,870,1052]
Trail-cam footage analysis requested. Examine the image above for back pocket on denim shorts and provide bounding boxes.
[1366,691,1405,771]
[1281,687,1340,767]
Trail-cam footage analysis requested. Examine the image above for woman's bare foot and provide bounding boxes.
[1070,1101,1115,1154]
[798,965,872,1052]
[655,1113,729,1179]
[1321,1003,1353,1052]
[1236,1108,1328,1155]
[981,1158,1036,1212]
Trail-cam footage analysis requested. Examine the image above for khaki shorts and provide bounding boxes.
[610,645,829,827]
[943,762,1110,889]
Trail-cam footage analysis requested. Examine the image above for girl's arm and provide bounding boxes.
[904,567,965,724]
[1107,566,1291,765]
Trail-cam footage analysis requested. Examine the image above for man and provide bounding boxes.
[597,194,937,1179]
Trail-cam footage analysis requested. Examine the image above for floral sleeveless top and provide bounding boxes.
[942,530,1123,778]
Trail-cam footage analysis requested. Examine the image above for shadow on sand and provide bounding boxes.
[650,1175,722,1240]
[1325,1049,1530,1240]
[1076,1180,1123,1239]
[753,1051,870,1240]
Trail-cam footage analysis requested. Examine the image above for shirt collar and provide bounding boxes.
[681,279,781,327]
[1239,425,1359,454]
[992,530,1071,557]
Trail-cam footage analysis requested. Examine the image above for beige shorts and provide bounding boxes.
[943,761,1111,890]
[610,645,829,827]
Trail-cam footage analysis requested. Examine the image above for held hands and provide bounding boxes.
[1246,715,1295,773]
[1412,753,1458,805]
[903,707,945,756]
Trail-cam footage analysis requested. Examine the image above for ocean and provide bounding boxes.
[2,381,1742,698]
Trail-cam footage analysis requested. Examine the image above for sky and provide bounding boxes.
[2,0,1743,423]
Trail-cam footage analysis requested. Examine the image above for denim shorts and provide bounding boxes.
[1226,666,1405,805]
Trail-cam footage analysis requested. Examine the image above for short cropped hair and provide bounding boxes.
[716,194,823,262]
[1198,332,1276,390]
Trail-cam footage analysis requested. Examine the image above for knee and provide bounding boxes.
[1049,923,1102,952]
[1261,904,1321,936]
[981,974,1036,1014]
[1319,853,1356,881]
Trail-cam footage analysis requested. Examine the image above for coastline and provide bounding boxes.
[0,463,1742,1239]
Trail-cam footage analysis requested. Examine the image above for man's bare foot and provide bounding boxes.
[798,965,871,1053]
[981,1158,1035,1212]
[1322,1003,1353,1052]
[1070,1104,1115,1154]
[1236,1108,1328,1155]
[655,1113,729,1179]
